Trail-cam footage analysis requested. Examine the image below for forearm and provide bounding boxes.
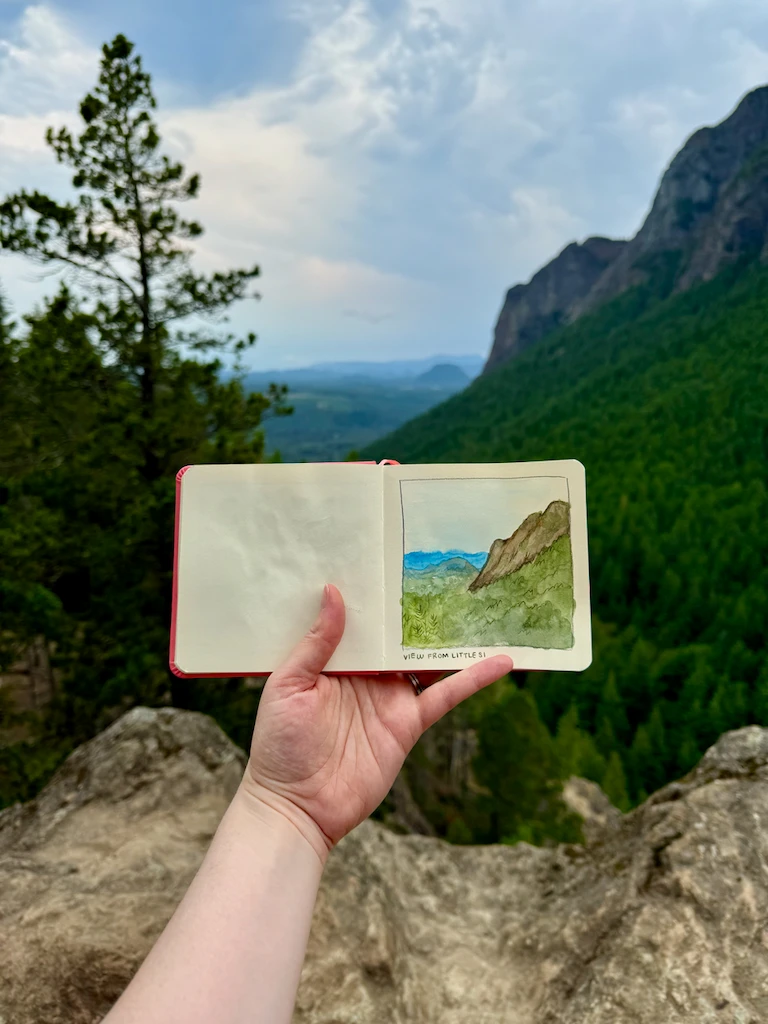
[104,780,326,1024]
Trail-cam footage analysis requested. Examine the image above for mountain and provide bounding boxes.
[241,354,483,388]
[413,363,470,390]
[238,356,479,461]
[486,85,768,372]
[404,555,479,579]
[469,500,570,592]
[486,238,626,372]
[403,550,487,571]
[362,254,768,805]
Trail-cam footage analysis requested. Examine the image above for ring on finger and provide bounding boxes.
[407,673,425,695]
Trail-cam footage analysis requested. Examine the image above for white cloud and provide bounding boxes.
[0,4,96,116]
[721,28,768,95]
[1,1,768,365]
[609,90,706,167]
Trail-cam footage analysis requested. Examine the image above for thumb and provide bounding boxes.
[270,584,346,692]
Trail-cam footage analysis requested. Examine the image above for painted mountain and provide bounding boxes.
[469,500,570,591]
[404,555,480,597]
[401,503,575,650]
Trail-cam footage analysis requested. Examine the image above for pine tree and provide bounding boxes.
[598,671,629,740]
[0,35,288,749]
[601,751,630,812]
[0,34,287,481]
[553,704,607,782]
[474,687,582,846]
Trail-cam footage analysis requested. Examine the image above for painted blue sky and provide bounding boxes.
[1,2,768,368]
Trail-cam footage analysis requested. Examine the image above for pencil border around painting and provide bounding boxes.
[398,473,572,650]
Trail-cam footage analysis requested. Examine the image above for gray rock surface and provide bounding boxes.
[485,237,626,373]
[561,775,620,845]
[3,708,768,1023]
[573,86,768,319]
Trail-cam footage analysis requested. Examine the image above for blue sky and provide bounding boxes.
[1,1,768,369]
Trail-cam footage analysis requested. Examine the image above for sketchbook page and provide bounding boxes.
[173,463,385,674]
[382,461,591,672]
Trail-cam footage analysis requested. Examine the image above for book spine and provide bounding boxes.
[168,466,192,677]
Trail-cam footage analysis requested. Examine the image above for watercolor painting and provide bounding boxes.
[401,476,575,650]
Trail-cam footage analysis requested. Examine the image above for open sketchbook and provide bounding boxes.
[170,460,591,676]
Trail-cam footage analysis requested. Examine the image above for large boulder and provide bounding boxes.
[2,708,768,1023]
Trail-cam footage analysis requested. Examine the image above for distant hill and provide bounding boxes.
[241,354,483,389]
[414,363,469,390]
[238,356,479,461]
[404,555,479,578]
[486,85,768,373]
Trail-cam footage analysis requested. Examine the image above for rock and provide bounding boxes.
[3,710,768,1023]
[561,776,621,844]
[0,636,58,730]
[485,237,626,373]
[0,707,246,1023]
[572,86,768,321]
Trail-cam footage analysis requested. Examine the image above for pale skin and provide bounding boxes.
[104,584,513,1024]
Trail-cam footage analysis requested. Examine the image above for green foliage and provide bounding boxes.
[553,704,607,781]
[0,719,75,809]
[473,685,583,845]
[402,535,575,649]
[0,36,288,786]
[363,258,768,805]
[601,751,631,812]
[258,381,459,462]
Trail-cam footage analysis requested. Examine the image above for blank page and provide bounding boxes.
[172,464,385,674]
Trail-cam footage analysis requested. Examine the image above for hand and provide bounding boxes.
[240,584,513,861]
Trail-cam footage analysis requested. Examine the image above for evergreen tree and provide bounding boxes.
[0,35,278,482]
[553,704,606,782]
[598,671,629,740]
[474,686,582,845]
[0,35,288,762]
[601,751,630,812]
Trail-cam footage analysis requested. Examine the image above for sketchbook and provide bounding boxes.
[170,460,592,676]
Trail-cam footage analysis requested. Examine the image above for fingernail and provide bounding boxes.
[321,583,331,609]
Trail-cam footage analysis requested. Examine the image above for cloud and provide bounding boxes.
[1,1,768,365]
[342,308,392,324]
[0,4,96,116]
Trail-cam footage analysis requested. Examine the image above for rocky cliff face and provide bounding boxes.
[4,706,768,1023]
[469,499,569,591]
[486,84,768,372]
[485,237,626,372]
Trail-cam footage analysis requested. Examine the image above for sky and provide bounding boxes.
[402,476,569,553]
[0,2,768,369]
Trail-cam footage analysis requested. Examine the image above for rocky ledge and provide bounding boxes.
[2,707,768,1023]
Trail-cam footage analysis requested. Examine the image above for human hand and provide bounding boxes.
[240,584,513,862]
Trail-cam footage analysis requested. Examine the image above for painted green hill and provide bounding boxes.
[363,261,768,803]
[403,535,574,650]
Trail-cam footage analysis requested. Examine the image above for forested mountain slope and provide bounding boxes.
[363,263,768,802]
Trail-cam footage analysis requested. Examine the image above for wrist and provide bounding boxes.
[233,774,332,869]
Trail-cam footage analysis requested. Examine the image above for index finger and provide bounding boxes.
[415,655,513,731]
